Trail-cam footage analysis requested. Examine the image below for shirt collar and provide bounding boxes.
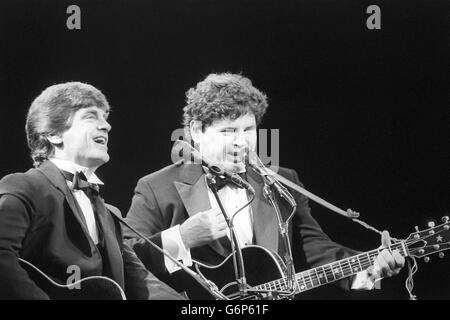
[49,158,104,185]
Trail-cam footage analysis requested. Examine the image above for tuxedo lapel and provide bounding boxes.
[173,173,210,218]
[37,161,95,256]
[246,167,279,253]
[173,163,231,257]
[93,196,125,288]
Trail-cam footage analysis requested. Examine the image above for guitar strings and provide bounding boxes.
[258,230,449,295]
[234,223,450,294]
[255,242,406,293]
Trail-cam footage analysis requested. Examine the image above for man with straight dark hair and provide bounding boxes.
[0,82,184,299]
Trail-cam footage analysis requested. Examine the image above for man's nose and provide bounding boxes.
[98,118,112,132]
[233,131,247,147]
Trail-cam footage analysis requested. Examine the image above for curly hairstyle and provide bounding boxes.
[25,82,110,167]
[182,73,268,138]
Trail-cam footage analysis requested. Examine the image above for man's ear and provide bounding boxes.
[189,120,203,144]
[47,134,63,145]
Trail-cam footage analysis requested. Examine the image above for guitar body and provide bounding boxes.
[19,259,126,300]
[165,245,287,300]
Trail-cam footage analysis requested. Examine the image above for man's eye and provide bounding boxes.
[221,129,235,134]
[85,113,97,119]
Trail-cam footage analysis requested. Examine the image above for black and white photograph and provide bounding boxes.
[0,0,448,308]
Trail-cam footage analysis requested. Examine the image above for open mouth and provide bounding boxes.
[228,151,246,160]
[93,136,108,146]
[226,154,245,165]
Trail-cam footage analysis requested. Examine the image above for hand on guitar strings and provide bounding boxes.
[368,230,405,281]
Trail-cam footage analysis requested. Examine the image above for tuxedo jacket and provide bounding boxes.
[124,161,358,290]
[0,161,183,299]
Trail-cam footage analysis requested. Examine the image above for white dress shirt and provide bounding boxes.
[161,175,253,273]
[207,184,254,248]
[50,158,103,245]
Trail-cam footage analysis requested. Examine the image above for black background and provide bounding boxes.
[0,0,449,300]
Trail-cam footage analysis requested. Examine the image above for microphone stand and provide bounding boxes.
[205,173,249,298]
[261,179,297,295]
[248,160,298,296]
[113,213,228,300]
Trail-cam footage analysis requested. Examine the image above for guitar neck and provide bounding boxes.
[253,241,408,294]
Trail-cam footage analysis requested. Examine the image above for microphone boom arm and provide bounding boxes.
[112,213,229,300]
[264,167,360,219]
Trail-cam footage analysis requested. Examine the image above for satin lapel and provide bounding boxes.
[173,163,230,257]
[94,197,125,288]
[246,167,279,253]
[37,161,93,255]
[174,178,211,218]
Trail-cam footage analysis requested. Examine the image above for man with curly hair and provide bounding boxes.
[124,73,404,299]
[0,82,184,299]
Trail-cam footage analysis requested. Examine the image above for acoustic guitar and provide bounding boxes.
[165,216,450,300]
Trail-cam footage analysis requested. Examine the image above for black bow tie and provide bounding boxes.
[211,172,247,190]
[60,170,99,196]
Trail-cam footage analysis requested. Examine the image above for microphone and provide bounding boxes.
[246,151,296,208]
[172,140,255,194]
